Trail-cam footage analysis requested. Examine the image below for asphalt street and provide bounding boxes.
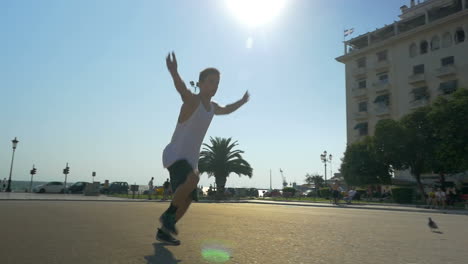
[0,201,467,264]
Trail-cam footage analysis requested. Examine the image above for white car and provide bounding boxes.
[33,181,65,193]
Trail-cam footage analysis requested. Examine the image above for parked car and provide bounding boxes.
[108,182,129,194]
[33,181,65,193]
[67,181,90,194]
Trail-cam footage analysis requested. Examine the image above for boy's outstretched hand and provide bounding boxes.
[241,91,250,104]
[166,52,178,73]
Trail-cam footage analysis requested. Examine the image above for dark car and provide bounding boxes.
[108,182,129,194]
[67,182,90,194]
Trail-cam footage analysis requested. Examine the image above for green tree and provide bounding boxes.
[198,137,253,198]
[340,137,392,186]
[304,174,324,188]
[399,106,435,198]
[374,119,407,169]
[429,88,468,173]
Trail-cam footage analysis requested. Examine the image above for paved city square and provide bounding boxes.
[1,201,467,264]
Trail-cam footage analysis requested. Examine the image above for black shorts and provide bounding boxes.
[333,190,340,198]
[167,160,198,201]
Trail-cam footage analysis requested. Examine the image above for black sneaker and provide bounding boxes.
[156,228,180,246]
[159,212,178,235]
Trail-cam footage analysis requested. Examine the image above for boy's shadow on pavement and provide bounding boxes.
[144,243,182,264]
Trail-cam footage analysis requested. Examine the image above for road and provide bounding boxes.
[0,201,467,264]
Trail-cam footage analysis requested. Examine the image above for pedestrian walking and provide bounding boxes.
[163,178,171,201]
[148,177,154,200]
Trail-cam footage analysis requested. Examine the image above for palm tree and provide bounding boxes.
[198,137,253,198]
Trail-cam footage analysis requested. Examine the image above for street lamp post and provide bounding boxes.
[320,151,332,185]
[6,137,19,192]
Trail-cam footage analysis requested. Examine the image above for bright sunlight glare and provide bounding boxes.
[226,0,287,27]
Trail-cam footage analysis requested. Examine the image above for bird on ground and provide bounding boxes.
[428,217,439,231]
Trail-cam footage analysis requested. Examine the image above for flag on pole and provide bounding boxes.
[344,28,354,37]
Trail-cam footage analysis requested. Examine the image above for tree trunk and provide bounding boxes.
[415,173,426,203]
[215,175,227,200]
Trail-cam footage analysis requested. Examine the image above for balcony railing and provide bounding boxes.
[352,67,367,77]
[436,65,456,78]
[375,60,390,71]
[375,105,390,115]
[408,73,426,85]
[353,111,369,120]
[352,88,367,97]
[410,99,429,109]
[373,80,391,92]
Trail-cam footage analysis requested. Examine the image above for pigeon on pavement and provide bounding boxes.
[428,217,438,231]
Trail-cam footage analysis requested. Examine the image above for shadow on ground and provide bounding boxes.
[144,243,182,264]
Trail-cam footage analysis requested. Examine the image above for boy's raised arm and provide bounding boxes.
[213,91,249,115]
[166,52,192,101]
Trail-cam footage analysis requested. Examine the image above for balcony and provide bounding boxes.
[352,87,367,98]
[436,65,456,78]
[352,67,367,77]
[410,98,430,109]
[373,80,391,93]
[375,60,390,71]
[353,111,369,120]
[375,105,390,116]
[408,73,426,85]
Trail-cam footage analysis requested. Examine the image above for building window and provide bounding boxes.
[354,122,368,136]
[420,40,428,54]
[455,28,465,43]
[411,86,429,101]
[409,43,417,57]
[431,36,440,50]
[413,64,425,74]
[358,101,368,112]
[376,50,388,62]
[357,57,366,68]
[377,72,389,83]
[442,32,452,48]
[441,56,455,66]
[374,94,390,107]
[439,80,458,95]
[358,79,367,89]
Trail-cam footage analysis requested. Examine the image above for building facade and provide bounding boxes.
[336,0,468,145]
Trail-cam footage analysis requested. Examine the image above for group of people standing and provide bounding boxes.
[426,186,458,209]
[147,177,172,200]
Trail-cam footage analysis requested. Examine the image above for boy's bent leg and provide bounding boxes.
[176,195,194,222]
[160,169,199,235]
[172,171,199,207]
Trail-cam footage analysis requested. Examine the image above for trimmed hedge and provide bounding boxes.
[392,187,414,204]
[319,188,331,199]
[282,187,296,196]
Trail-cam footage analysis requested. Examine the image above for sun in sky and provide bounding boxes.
[226,0,287,27]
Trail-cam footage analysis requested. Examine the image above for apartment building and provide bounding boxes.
[336,0,468,145]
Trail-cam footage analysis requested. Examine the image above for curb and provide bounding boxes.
[243,200,468,215]
[1,197,467,215]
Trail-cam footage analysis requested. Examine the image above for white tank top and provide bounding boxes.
[162,101,215,169]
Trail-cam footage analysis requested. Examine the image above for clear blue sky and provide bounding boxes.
[1,0,408,189]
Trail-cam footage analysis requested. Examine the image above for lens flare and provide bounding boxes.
[201,239,233,263]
